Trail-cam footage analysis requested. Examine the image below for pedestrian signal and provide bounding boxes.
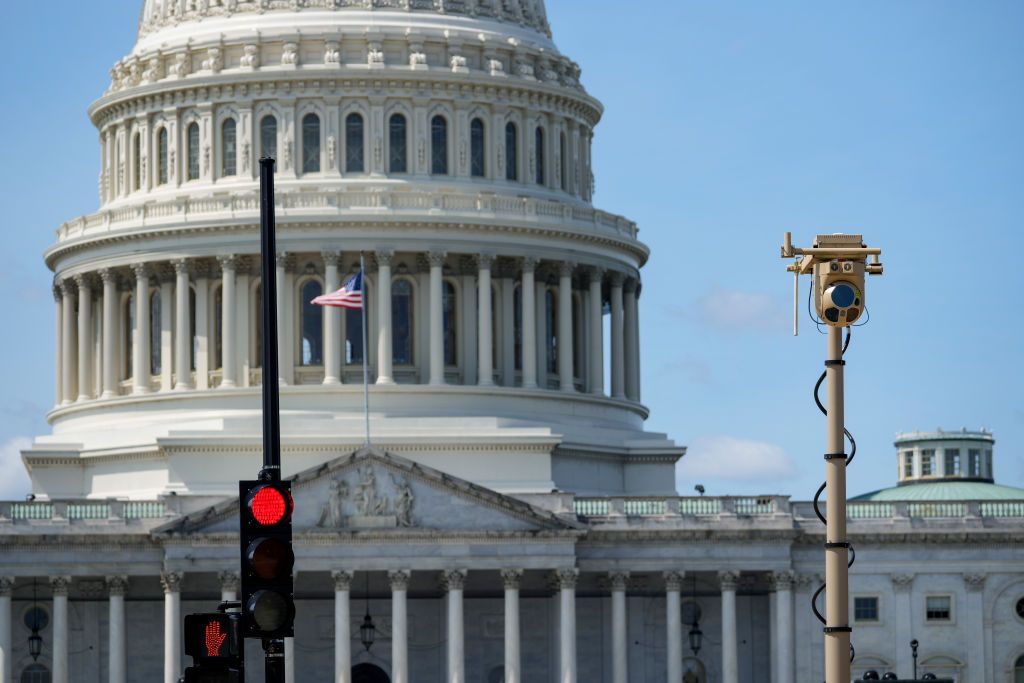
[183,612,243,682]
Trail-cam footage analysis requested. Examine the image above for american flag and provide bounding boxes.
[312,270,363,309]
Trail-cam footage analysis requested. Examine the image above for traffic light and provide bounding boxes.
[239,480,295,639]
[183,612,244,682]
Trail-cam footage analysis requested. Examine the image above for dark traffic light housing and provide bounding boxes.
[183,612,244,682]
[239,480,295,639]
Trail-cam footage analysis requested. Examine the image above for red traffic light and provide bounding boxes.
[247,485,291,526]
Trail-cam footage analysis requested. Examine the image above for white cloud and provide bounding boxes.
[676,435,797,483]
[696,287,787,331]
[0,437,33,500]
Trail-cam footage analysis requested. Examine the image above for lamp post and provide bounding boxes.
[28,579,42,662]
[359,573,376,652]
[910,639,919,679]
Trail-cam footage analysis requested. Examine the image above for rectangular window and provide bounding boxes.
[903,451,914,478]
[969,449,982,477]
[921,449,935,476]
[944,449,960,476]
[854,597,879,622]
[985,450,993,478]
[926,595,952,621]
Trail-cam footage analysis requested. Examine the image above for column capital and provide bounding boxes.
[59,278,77,296]
[558,261,577,278]
[160,571,183,593]
[321,250,341,267]
[623,277,639,294]
[388,569,411,592]
[218,571,240,594]
[663,571,685,592]
[53,284,63,302]
[171,258,191,276]
[607,571,630,592]
[962,573,986,592]
[50,576,72,596]
[130,263,150,280]
[770,571,795,591]
[106,576,129,597]
[217,255,237,271]
[521,256,540,272]
[501,569,523,590]
[331,570,354,592]
[475,253,496,270]
[555,568,579,590]
[890,573,914,593]
[427,250,447,268]
[275,252,290,269]
[586,266,606,285]
[374,250,394,268]
[0,576,14,596]
[609,271,626,288]
[441,569,468,592]
[99,268,117,285]
[73,273,93,291]
[717,570,740,592]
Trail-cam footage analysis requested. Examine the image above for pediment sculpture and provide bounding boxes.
[316,465,415,529]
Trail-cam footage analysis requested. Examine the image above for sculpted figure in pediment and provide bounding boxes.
[390,474,414,527]
[316,478,349,528]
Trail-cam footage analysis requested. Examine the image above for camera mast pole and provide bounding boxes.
[824,324,850,683]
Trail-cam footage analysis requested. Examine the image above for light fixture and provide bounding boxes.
[359,573,376,652]
[910,639,919,679]
[28,579,42,661]
[688,575,702,657]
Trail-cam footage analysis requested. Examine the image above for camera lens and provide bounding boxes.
[830,284,856,308]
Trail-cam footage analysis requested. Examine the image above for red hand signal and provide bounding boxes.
[204,620,228,657]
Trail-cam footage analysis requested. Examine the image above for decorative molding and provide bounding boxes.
[501,568,523,591]
[441,569,468,592]
[891,574,914,593]
[770,570,796,591]
[332,570,354,592]
[608,571,630,592]
[962,573,986,592]
[106,575,129,597]
[0,576,14,597]
[555,568,579,590]
[718,570,740,592]
[160,571,183,593]
[50,576,72,596]
[388,569,411,592]
[663,570,685,592]
[218,571,240,593]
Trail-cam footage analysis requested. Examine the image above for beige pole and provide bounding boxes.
[824,325,851,682]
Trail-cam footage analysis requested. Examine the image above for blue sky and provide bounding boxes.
[0,2,1021,500]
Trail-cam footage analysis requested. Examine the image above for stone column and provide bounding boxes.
[194,267,209,390]
[557,262,575,392]
[375,251,394,385]
[173,260,192,390]
[891,574,914,677]
[771,571,795,683]
[588,268,604,395]
[623,279,639,401]
[162,571,183,683]
[332,571,353,683]
[428,251,446,385]
[51,576,70,683]
[54,288,63,406]
[0,577,12,683]
[322,251,342,385]
[609,273,625,399]
[443,569,467,683]
[75,275,93,401]
[219,256,238,388]
[389,570,411,683]
[132,265,151,394]
[276,253,291,385]
[477,255,495,386]
[159,275,174,391]
[107,576,128,683]
[219,571,239,603]
[521,259,538,388]
[557,569,578,683]
[609,572,629,683]
[665,571,684,683]
[501,569,523,683]
[100,269,118,399]
[61,281,76,404]
[963,574,986,683]
[719,571,739,683]
[535,278,547,388]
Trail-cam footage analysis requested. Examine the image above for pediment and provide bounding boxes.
[157,447,580,536]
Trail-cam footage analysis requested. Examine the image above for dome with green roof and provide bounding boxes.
[852,480,1024,501]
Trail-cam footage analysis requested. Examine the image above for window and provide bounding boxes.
[150,290,161,375]
[260,115,277,161]
[985,449,993,478]
[921,449,935,477]
[470,118,486,177]
[505,122,518,181]
[925,595,952,621]
[903,451,914,478]
[969,449,982,477]
[221,119,237,177]
[389,114,408,173]
[123,295,134,379]
[545,289,557,374]
[944,449,960,476]
[213,287,223,371]
[392,279,414,366]
[443,281,457,366]
[157,128,168,185]
[302,113,321,174]
[20,664,50,683]
[431,115,448,175]
[559,131,568,190]
[345,113,364,173]
[346,306,363,364]
[186,122,200,180]
[535,126,545,185]
[300,280,323,366]
[854,597,879,622]
[132,133,141,191]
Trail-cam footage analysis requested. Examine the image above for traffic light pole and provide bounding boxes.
[824,325,851,683]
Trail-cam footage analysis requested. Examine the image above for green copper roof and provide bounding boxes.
[851,480,1024,501]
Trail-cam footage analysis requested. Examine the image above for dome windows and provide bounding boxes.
[535,126,545,186]
[260,115,278,162]
[302,113,321,174]
[186,122,200,181]
[345,113,365,173]
[389,114,408,174]
[470,118,486,178]
[505,122,518,181]
[431,115,449,176]
[132,132,141,192]
[221,119,237,177]
[157,128,168,185]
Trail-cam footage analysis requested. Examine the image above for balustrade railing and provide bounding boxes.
[0,500,167,523]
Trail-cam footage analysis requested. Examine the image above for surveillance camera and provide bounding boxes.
[694,484,705,495]
[25,493,36,502]
[814,259,866,327]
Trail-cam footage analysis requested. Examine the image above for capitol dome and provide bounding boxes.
[31,0,680,503]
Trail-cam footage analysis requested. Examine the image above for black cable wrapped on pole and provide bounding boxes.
[259,157,281,483]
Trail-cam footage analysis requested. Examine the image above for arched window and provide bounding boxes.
[186,122,200,180]
[300,280,323,366]
[389,114,408,173]
[20,663,50,683]
[470,118,486,178]
[150,289,161,375]
[1014,654,1024,683]
[505,122,518,181]
[346,307,364,364]
[253,282,263,369]
[221,119,237,177]
[123,294,134,380]
[213,286,223,371]
[302,113,321,174]
[345,113,365,173]
[535,126,545,185]
[132,132,141,191]
[260,115,277,161]
[157,128,168,185]
[431,115,448,175]
[559,131,568,191]
[443,281,457,366]
[545,288,557,374]
[392,279,414,365]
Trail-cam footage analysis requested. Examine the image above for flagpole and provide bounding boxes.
[360,252,371,447]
